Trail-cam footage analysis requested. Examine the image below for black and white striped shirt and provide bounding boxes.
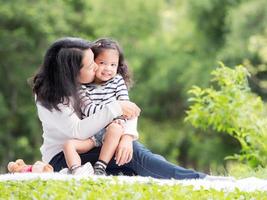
[79,74,129,118]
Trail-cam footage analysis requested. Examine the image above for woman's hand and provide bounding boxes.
[118,101,141,120]
[115,134,134,166]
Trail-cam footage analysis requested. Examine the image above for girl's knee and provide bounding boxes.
[106,123,123,135]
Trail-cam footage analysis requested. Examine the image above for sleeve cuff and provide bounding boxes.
[107,101,123,118]
[124,132,139,140]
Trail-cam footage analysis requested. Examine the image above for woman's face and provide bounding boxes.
[78,49,98,84]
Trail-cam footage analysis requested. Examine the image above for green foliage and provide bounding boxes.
[139,118,238,173]
[0,0,75,168]
[188,0,242,48]
[139,118,184,164]
[219,0,267,64]
[1,0,219,171]
[1,0,267,176]
[218,0,267,98]
[228,162,267,179]
[0,178,266,200]
[186,64,267,168]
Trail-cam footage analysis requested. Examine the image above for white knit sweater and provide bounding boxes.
[36,101,123,163]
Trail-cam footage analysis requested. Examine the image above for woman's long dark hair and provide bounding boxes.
[30,37,92,115]
[91,38,133,88]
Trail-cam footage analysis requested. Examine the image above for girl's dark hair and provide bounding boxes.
[30,37,92,115]
[91,38,133,88]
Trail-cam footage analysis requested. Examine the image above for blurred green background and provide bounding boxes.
[0,0,267,174]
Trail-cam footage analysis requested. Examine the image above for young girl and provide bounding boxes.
[63,38,138,175]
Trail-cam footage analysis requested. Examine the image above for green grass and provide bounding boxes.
[228,163,267,179]
[0,178,266,200]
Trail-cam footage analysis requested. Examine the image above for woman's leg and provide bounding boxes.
[49,151,68,172]
[63,139,95,169]
[49,148,136,175]
[124,141,206,179]
[49,148,101,172]
[50,141,205,179]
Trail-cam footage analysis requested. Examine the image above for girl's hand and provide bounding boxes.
[115,135,134,166]
[118,101,141,120]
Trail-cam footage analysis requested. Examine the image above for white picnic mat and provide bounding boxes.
[0,173,266,192]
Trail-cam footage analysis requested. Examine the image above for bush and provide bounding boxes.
[185,64,267,168]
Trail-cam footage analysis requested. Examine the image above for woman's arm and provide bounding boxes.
[37,100,140,140]
[123,117,139,139]
[115,134,134,166]
[37,101,122,140]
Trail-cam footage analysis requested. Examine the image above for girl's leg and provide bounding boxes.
[98,123,124,163]
[63,139,95,169]
[94,123,124,175]
[124,141,206,180]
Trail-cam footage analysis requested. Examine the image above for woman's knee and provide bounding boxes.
[133,141,146,151]
[132,141,151,157]
[63,140,75,151]
[154,154,166,161]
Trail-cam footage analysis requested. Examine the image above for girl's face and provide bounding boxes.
[78,49,98,84]
[94,49,119,83]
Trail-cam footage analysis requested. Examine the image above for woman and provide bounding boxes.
[32,37,207,179]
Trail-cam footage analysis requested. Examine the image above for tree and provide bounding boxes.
[218,0,267,98]
[186,64,267,168]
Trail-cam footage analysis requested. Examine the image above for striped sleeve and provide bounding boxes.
[78,86,105,117]
[115,75,129,101]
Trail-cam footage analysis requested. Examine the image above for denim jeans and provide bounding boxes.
[49,141,206,179]
[90,128,106,147]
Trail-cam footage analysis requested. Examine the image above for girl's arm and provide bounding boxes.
[115,75,139,139]
[79,77,129,117]
[79,87,106,117]
[115,75,129,101]
[79,75,136,119]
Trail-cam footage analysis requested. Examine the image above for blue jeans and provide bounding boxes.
[49,141,206,179]
[90,128,106,147]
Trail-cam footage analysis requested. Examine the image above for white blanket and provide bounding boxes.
[0,173,266,192]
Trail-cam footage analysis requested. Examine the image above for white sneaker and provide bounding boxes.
[71,162,94,176]
[203,175,236,182]
[59,167,70,174]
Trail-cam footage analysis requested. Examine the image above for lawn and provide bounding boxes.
[0,174,267,200]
